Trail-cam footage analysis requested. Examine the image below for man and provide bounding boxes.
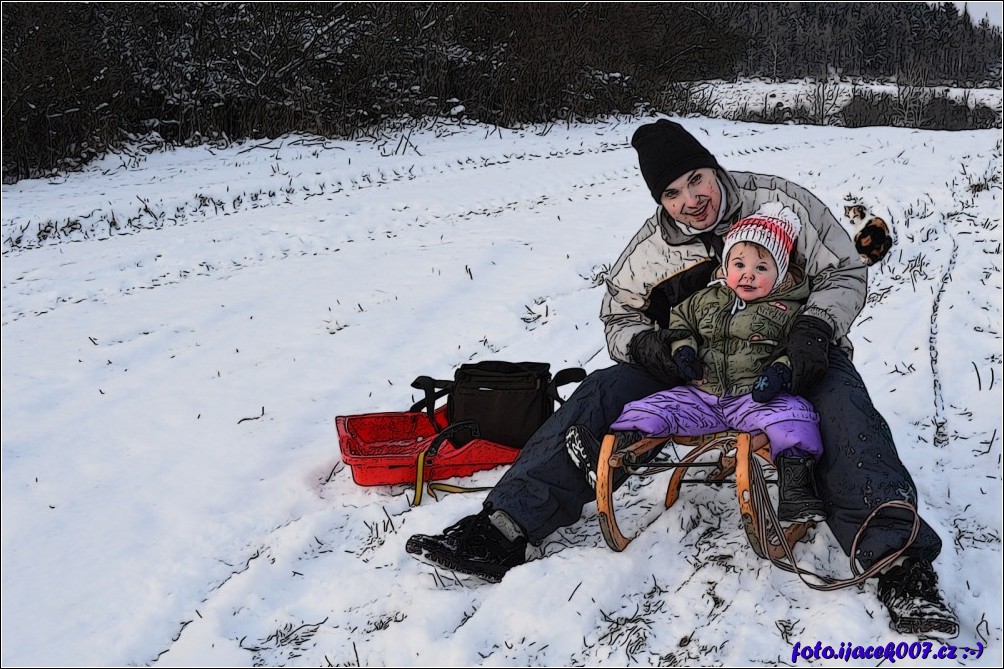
[406,119,958,637]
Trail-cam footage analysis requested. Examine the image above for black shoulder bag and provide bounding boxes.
[407,361,586,505]
[410,360,586,448]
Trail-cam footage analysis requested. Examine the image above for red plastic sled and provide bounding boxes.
[336,406,520,487]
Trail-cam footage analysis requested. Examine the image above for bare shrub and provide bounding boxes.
[728,94,792,125]
[806,77,842,125]
[654,82,719,117]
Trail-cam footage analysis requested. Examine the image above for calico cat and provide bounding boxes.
[844,204,893,266]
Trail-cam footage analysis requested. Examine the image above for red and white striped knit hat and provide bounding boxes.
[722,202,803,289]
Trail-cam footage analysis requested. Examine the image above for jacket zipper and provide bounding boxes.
[720,303,735,396]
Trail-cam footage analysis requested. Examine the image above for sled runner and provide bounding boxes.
[595,430,815,560]
[596,430,928,592]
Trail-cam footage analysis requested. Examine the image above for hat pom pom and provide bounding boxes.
[755,201,802,236]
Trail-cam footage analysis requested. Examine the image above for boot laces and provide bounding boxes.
[900,558,939,599]
[442,511,510,555]
[443,513,487,542]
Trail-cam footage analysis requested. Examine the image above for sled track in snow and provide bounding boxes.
[715,134,844,161]
[929,234,959,449]
[1,148,642,324]
[1,138,632,254]
[2,129,847,255]
[0,129,887,327]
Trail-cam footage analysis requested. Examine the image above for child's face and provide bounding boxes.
[724,242,778,300]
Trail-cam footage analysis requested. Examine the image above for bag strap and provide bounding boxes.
[410,365,585,423]
[411,421,479,506]
[409,375,452,430]
[423,481,495,503]
[548,367,586,405]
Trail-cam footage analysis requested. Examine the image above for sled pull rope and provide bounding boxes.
[747,453,920,591]
[411,462,493,506]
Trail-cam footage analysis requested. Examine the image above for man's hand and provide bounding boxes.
[752,362,792,403]
[628,330,682,385]
[784,315,833,394]
[671,346,703,381]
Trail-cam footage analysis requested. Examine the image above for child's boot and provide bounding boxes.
[565,425,644,490]
[776,456,828,522]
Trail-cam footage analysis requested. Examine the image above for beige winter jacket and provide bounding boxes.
[601,169,865,362]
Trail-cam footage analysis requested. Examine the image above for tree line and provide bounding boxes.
[3,2,1000,182]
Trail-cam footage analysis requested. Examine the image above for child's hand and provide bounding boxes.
[752,362,792,403]
[672,346,703,381]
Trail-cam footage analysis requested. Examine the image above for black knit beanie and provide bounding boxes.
[631,120,720,203]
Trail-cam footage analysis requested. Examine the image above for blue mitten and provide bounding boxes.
[672,346,702,382]
[752,362,793,403]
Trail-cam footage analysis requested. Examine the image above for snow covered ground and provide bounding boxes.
[687,78,1002,122]
[2,109,1001,666]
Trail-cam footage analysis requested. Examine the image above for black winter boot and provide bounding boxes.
[564,425,643,490]
[777,456,828,522]
[878,557,959,638]
[405,509,527,583]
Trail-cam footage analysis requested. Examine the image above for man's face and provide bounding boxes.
[724,242,778,301]
[659,167,722,230]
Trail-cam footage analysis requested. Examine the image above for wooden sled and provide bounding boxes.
[595,431,816,560]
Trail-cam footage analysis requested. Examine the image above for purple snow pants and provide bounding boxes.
[610,385,823,461]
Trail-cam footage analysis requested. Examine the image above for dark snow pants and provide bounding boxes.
[484,348,943,568]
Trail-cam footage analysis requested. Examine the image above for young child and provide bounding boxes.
[567,202,827,522]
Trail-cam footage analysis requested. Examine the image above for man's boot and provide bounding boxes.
[878,557,959,638]
[405,508,527,583]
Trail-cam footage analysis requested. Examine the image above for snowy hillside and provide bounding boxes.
[692,77,1002,119]
[2,112,1001,666]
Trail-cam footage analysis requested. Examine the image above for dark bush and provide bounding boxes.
[921,95,974,130]
[838,88,1000,130]
[839,90,899,127]
[970,103,1000,129]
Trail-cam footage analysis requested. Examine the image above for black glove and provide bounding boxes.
[628,330,682,385]
[752,362,792,403]
[784,315,833,394]
[672,345,703,381]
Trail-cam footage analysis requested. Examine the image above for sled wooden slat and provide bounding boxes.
[595,434,628,551]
